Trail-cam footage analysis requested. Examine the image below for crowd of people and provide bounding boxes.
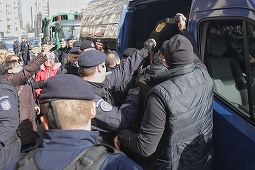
[0,13,214,170]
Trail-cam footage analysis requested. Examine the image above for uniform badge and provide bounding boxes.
[100,101,112,112]
[155,21,166,33]
[0,99,11,110]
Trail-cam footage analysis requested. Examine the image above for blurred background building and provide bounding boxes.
[0,0,90,38]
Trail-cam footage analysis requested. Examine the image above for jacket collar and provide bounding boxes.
[145,63,195,86]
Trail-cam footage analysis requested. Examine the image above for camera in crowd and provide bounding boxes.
[166,15,186,24]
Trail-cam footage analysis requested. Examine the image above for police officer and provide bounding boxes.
[20,37,30,65]
[13,38,20,55]
[5,74,143,170]
[65,46,81,75]
[77,39,156,146]
[0,66,21,170]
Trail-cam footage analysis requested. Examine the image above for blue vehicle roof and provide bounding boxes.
[190,0,255,14]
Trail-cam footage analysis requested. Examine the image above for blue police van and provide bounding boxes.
[81,0,255,169]
[119,0,255,169]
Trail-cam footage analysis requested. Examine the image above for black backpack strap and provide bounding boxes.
[64,143,122,170]
[15,148,41,170]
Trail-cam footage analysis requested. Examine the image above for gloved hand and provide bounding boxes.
[144,38,157,53]
[128,87,140,96]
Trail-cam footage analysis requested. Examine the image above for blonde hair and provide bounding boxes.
[4,52,17,61]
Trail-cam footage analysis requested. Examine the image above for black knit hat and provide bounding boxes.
[78,50,106,67]
[40,74,95,100]
[164,34,194,68]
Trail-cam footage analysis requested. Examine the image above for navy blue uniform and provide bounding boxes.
[5,130,143,170]
[0,78,21,169]
[91,49,148,145]
[20,41,30,65]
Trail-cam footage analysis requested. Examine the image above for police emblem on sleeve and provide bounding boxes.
[100,101,112,112]
[0,99,11,110]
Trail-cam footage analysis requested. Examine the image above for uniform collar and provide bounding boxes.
[42,130,99,149]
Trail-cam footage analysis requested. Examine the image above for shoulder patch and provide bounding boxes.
[0,99,11,110]
[100,101,112,112]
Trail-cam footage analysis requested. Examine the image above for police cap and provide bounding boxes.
[59,38,66,42]
[78,50,106,67]
[80,40,95,51]
[69,47,81,54]
[96,39,104,44]
[41,41,49,45]
[73,41,83,47]
[40,74,95,100]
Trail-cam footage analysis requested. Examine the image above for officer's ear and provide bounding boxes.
[40,115,49,130]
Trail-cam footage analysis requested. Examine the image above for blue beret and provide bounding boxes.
[40,74,95,100]
[69,47,81,54]
[78,50,106,67]
[80,40,95,51]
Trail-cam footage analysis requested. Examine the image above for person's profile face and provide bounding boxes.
[69,54,79,63]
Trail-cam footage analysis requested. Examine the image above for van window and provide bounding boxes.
[200,19,255,122]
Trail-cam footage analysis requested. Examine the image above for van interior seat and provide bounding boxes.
[206,36,248,108]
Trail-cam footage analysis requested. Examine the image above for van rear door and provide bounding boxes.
[121,0,192,56]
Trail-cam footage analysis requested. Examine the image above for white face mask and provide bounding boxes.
[12,64,23,73]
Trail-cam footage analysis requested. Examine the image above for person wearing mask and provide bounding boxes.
[77,38,156,146]
[5,74,143,170]
[2,58,40,152]
[115,13,214,170]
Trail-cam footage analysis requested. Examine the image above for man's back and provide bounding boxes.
[8,130,142,170]
[147,62,213,169]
